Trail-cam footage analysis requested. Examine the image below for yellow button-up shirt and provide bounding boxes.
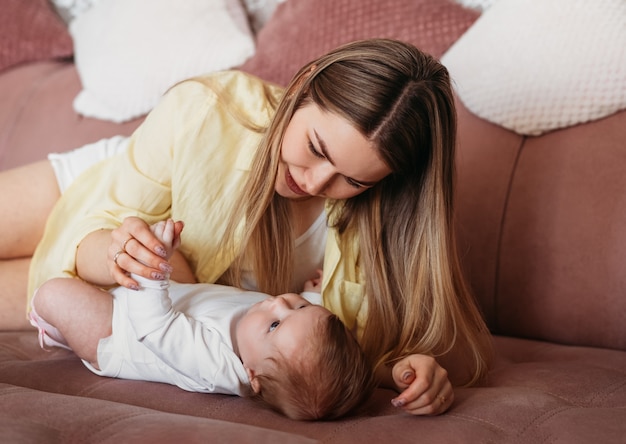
[29,70,368,337]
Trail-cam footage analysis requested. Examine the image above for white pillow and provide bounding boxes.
[241,0,286,33]
[70,0,255,123]
[452,0,498,12]
[50,0,100,23]
[442,0,626,136]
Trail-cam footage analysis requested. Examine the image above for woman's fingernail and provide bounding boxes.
[159,263,173,273]
[156,247,167,257]
[391,398,405,408]
[151,272,165,280]
[128,284,139,291]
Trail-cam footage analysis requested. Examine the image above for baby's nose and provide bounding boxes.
[271,296,292,311]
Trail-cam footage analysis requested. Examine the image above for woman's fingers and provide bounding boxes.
[390,354,454,416]
[109,217,173,287]
[113,217,168,258]
[110,245,170,280]
[397,378,454,415]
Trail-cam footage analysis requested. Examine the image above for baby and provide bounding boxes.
[30,219,375,420]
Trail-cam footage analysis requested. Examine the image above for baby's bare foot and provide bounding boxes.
[150,219,176,258]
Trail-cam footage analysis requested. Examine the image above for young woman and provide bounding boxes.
[1,39,492,415]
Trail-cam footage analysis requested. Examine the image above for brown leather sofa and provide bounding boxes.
[1,1,624,442]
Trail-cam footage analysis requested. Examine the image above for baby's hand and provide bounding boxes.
[149,219,183,260]
[303,269,323,293]
[390,354,454,416]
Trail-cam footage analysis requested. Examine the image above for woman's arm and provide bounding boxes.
[75,228,117,287]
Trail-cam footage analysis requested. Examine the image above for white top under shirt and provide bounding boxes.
[240,210,327,293]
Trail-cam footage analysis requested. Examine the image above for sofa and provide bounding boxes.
[1,0,625,442]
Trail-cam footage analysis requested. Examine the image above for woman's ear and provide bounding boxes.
[245,367,261,394]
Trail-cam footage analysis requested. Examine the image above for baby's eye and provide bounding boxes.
[269,321,280,332]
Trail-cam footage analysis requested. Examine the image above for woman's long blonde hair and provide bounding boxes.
[222,39,492,385]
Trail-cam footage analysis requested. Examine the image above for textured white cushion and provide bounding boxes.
[70,0,255,123]
[442,0,626,135]
[241,0,286,33]
[452,0,498,12]
[50,0,100,23]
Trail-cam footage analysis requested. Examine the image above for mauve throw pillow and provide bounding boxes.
[0,0,73,72]
[239,0,479,86]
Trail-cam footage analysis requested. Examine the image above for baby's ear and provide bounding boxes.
[245,367,261,394]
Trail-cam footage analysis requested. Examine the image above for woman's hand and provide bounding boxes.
[109,216,184,289]
[389,354,454,416]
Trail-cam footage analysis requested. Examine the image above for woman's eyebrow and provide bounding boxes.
[314,129,334,165]
[314,130,378,187]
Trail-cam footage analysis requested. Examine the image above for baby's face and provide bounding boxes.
[236,293,330,374]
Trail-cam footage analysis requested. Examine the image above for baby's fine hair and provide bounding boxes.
[253,313,376,421]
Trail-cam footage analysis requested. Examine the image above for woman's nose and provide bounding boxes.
[306,164,335,196]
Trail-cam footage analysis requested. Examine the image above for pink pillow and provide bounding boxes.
[0,0,73,72]
[240,0,479,86]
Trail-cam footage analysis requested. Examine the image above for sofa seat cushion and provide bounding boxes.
[1,331,624,443]
[0,383,316,444]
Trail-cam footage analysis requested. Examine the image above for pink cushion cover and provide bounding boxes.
[0,0,73,73]
[240,0,480,86]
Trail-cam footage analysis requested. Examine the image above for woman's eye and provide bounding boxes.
[269,321,280,332]
[345,177,364,189]
[308,141,325,159]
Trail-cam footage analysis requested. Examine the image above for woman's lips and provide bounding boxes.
[285,170,308,196]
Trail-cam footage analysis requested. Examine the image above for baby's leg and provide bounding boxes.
[32,278,113,365]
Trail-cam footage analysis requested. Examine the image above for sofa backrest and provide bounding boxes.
[455,99,626,351]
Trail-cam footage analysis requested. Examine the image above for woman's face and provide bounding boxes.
[276,103,392,200]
